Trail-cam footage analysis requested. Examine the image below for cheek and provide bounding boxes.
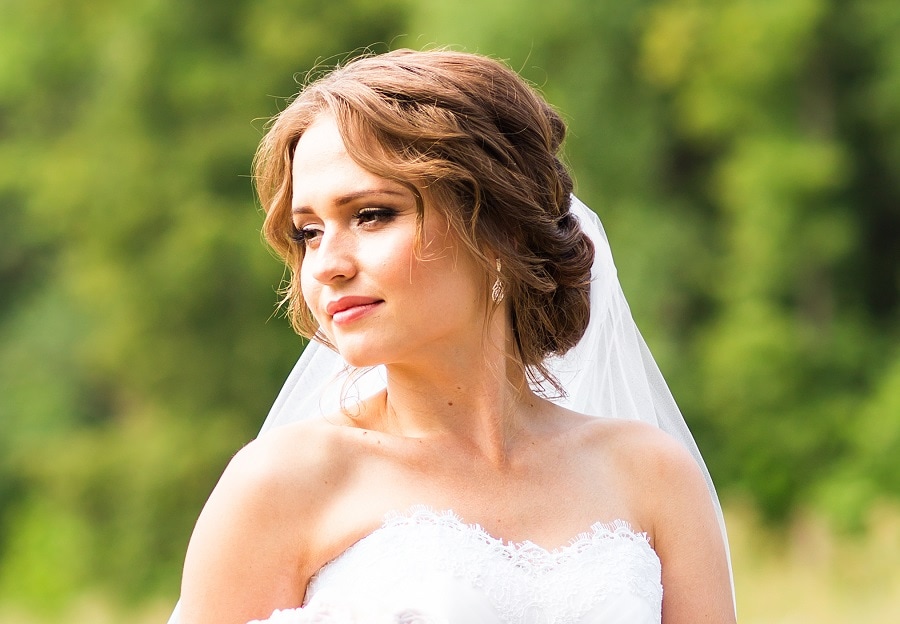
[298,262,322,318]
[372,233,416,283]
[414,243,485,307]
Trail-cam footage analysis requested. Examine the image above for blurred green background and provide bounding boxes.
[1,0,898,622]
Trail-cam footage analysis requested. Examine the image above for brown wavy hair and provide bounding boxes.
[254,48,594,392]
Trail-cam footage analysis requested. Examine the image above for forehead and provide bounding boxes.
[290,116,409,211]
[291,117,356,188]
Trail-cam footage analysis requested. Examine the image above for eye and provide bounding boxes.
[354,207,398,226]
[290,224,322,248]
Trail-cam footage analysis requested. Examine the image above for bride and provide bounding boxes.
[171,49,736,624]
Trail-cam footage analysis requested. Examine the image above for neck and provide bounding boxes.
[367,330,541,461]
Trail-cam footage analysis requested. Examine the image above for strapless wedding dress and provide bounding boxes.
[251,507,662,624]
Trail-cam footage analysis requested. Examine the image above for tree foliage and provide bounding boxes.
[0,0,897,611]
[0,0,407,610]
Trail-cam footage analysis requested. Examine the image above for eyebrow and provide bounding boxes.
[291,188,409,215]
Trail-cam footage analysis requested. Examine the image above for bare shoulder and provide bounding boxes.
[619,421,703,482]
[577,419,734,622]
[200,416,378,555]
[230,418,356,496]
[574,417,717,541]
[178,418,364,624]
[578,417,703,485]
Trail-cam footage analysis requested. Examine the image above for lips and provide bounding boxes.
[325,296,384,324]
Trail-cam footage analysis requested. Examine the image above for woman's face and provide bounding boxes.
[290,116,486,368]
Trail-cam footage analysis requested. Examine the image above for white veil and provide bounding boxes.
[168,196,732,623]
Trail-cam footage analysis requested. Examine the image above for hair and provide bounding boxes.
[254,48,594,392]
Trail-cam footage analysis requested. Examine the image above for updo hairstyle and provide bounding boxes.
[254,49,594,390]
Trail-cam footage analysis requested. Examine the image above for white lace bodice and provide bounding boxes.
[255,507,662,624]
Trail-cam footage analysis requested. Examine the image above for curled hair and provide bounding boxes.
[254,49,594,393]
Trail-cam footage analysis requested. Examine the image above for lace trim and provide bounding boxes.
[307,506,662,624]
[382,505,654,575]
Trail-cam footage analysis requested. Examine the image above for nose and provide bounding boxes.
[306,228,357,284]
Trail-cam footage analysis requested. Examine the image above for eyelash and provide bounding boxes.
[290,207,398,246]
[289,227,318,246]
[355,207,397,225]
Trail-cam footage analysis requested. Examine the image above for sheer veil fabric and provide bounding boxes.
[167,196,732,624]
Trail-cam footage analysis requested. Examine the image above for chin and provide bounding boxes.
[333,341,392,369]
[340,354,382,369]
[333,330,431,370]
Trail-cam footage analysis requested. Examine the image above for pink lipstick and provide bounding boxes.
[326,296,383,325]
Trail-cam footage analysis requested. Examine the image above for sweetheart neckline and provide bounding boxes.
[330,505,658,569]
[305,505,664,621]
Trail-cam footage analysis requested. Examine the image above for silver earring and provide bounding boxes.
[491,259,504,303]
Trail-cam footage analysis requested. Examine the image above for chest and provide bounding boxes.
[337,434,640,547]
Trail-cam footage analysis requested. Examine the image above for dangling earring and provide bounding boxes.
[491,259,504,303]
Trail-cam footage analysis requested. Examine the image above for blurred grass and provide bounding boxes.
[1,502,898,623]
[730,500,900,623]
[0,596,171,624]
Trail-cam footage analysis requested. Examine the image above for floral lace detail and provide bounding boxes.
[305,506,662,624]
[248,604,438,624]
[383,506,655,577]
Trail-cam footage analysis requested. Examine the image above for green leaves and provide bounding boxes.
[0,0,405,610]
